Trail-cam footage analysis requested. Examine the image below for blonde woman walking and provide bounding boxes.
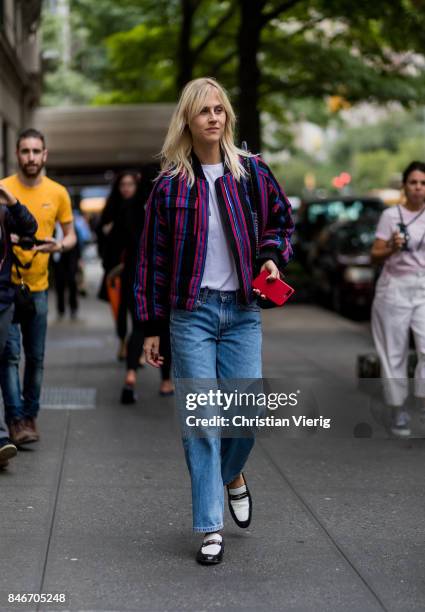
[135,78,293,564]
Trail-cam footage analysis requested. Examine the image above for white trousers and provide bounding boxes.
[371,271,425,407]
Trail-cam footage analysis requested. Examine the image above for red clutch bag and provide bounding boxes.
[252,270,295,306]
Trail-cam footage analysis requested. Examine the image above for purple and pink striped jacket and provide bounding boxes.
[134,154,294,335]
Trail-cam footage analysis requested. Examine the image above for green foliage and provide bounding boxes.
[276,110,425,196]
[42,67,100,106]
[272,155,339,197]
[273,157,311,195]
[329,113,422,168]
[93,23,178,103]
[41,0,425,154]
[41,1,103,105]
[351,149,396,193]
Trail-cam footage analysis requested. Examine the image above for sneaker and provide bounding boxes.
[9,420,37,445]
[0,438,17,466]
[391,410,411,438]
[24,417,40,442]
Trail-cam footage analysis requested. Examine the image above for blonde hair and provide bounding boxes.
[160,77,249,186]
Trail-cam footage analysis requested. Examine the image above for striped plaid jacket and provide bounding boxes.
[135,153,294,335]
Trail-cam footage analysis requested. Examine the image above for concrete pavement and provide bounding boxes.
[1,261,424,612]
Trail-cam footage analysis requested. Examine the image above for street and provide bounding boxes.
[1,261,424,612]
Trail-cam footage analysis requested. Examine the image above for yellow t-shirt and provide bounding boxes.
[1,174,73,291]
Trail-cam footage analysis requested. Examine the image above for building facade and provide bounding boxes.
[0,0,42,176]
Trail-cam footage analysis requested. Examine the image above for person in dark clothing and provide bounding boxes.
[100,171,172,401]
[0,182,37,468]
[97,172,141,359]
[53,224,80,320]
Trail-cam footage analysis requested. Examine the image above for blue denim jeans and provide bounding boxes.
[170,288,262,533]
[0,290,48,422]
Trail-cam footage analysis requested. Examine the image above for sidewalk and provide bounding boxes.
[1,261,424,612]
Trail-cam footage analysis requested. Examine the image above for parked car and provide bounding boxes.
[295,196,384,267]
[308,219,377,316]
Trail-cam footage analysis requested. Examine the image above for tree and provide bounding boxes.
[274,109,425,195]
[43,1,425,152]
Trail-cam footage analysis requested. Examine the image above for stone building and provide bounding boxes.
[0,0,42,176]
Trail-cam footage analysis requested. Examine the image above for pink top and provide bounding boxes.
[375,205,425,275]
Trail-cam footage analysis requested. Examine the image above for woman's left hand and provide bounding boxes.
[253,259,280,299]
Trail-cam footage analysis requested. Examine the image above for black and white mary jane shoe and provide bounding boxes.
[196,535,224,565]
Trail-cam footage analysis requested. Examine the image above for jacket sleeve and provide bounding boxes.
[256,158,294,270]
[134,179,170,337]
[5,201,38,236]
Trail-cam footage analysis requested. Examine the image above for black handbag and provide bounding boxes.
[12,255,36,324]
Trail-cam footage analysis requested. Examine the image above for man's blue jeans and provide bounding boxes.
[170,289,262,533]
[0,290,48,422]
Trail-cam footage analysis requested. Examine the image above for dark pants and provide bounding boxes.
[53,249,79,316]
[117,278,128,341]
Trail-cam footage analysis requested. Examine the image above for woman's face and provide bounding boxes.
[119,175,137,199]
[404,170,425,207]
[188,89,226,150]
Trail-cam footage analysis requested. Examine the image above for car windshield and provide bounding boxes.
[307,199,382,224]
[334,225,376,254]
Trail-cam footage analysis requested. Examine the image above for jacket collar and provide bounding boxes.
[191,149,232,180]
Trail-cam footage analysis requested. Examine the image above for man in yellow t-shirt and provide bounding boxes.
[0,128,76,446]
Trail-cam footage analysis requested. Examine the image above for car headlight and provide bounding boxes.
[343,266,374,283]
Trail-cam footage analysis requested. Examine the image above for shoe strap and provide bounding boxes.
[229,491,249,501]
[202,538,222,547]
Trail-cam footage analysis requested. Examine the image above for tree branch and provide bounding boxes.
[209,49,238,75]
[192,1,237,59]
[261,0,305,26]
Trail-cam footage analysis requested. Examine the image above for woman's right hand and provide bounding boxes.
[144,336,164,368]
[371,232,405,263]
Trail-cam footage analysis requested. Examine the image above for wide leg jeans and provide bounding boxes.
[170,289,262,533]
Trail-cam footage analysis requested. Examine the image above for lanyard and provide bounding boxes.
[397,204,425,227]
[397,205,425,251]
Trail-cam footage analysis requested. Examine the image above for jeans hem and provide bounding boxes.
[193,524,223,533]
[223,470,243,487]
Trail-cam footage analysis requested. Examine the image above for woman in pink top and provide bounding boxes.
[371,161,425,437]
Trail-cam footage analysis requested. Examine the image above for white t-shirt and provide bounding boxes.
[375,205,425,275]
[200,163,240,290]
